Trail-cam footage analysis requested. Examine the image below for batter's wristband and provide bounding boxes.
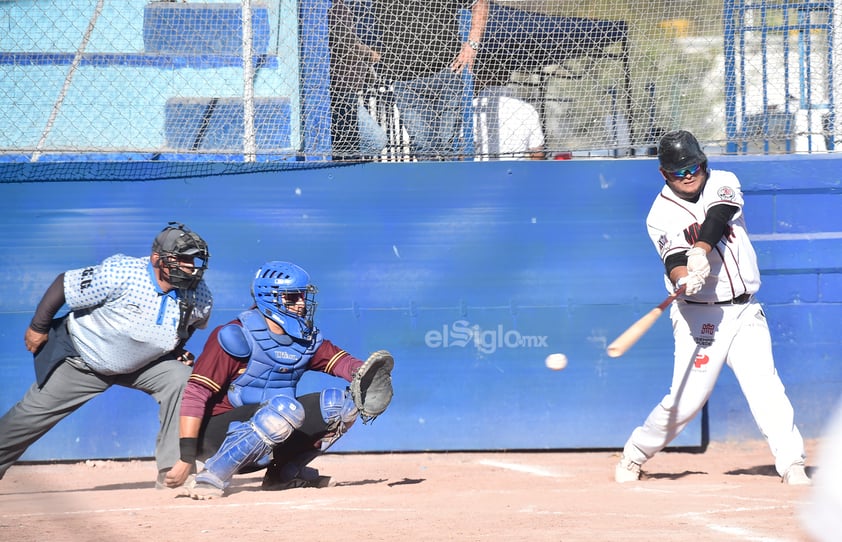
[179,437,198,464]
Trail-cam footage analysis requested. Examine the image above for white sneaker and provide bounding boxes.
[782,464,811,486]
[185,473,226,499]
[615,455,641,483]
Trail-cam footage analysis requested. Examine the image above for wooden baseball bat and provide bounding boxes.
[606,285,686,358]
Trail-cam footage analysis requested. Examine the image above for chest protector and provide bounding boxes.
[223,309,323,407]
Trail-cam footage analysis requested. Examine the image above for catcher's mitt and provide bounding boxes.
[350,350,394,423]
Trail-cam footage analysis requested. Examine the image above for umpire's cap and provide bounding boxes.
[658,130,707,171]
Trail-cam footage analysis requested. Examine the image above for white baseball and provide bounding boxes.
[545,353,568,371]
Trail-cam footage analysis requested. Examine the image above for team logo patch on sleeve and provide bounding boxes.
[717,186,736,200]
[657,234,668,252]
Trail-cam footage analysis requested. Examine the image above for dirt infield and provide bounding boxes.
[0,439,819,542]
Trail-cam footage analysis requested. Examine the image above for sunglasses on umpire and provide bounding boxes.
[668,163,702,178]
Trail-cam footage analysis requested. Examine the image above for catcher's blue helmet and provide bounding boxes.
[252,261,318,340]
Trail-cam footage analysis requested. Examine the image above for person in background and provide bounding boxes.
[372,0,489,159]
[472,67,544,160]
[329,0,387,159]
[0,223,212,488]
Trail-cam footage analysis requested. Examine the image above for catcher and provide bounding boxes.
[163,260,394,499]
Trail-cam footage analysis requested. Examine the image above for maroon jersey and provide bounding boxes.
[181,319,363,418]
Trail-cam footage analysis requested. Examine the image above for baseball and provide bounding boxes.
[545,353,568,371]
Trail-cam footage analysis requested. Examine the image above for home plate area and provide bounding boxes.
[0,439,817,542]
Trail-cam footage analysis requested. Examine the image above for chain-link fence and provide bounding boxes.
[1,0,839,176]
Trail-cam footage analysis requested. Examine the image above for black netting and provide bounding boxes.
[0,0,836,178]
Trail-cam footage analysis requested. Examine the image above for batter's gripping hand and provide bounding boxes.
[685,247,710,279]
[350,350,394,424]
[677,273,705,296]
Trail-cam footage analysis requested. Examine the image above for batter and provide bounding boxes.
[614,130,809,486]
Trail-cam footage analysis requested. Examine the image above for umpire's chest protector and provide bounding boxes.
[223,309,323,407]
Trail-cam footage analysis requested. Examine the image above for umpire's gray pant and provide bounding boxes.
[0,356,190,480]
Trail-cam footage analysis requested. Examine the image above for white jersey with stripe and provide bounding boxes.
[646,168,761,302]
[63,254,213,375]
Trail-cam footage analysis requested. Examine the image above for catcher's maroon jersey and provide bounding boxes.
[183,319,362,417]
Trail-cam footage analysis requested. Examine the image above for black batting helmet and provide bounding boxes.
[658,130,707,171]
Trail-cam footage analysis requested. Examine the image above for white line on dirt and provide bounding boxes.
[677,505,797,542]
[605,484,797,541]
[677,505,796,518]
[704,522,792,542]
[2,499,403,519]
[477,459,566,478]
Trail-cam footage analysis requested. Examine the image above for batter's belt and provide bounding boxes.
[684,293,752,306]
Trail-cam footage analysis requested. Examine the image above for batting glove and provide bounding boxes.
[685,246,710,279]
[676,273,705,296]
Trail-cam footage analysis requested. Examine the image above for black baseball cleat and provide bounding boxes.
[261,464,331,491]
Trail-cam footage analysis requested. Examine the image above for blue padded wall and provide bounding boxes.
[0,156,839,461]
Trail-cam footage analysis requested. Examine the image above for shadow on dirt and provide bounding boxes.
[643,470,707,480]
[334,478,390,487]
[726,465,777,477]
[725,465,816,478]
[386,477,425,487]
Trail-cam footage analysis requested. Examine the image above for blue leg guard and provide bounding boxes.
[264,388,357,488]
[318,387,358,450]
[198,395,305,489]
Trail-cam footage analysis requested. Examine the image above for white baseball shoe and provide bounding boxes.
[184,473,225,499]
[782,464,811,486]
[614,455,641,483]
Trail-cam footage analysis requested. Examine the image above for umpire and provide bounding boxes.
[0,222,213,487]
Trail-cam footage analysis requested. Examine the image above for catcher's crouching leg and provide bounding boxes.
[187,396,305,500]
[262,387,357,491]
